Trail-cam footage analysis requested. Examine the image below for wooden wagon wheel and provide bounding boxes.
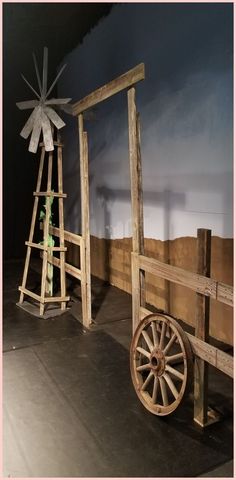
[130,313,193,416]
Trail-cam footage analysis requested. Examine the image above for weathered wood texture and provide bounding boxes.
[45,253,81,280]
[78,114,92,327]
[137,253,233,306]
[72,63,145,116]
[19,135,69,315]
[127,89,145,333]
[40,150,53,314]
[194,229,211,426]
[40,223,82,246]
[57,134,66,310]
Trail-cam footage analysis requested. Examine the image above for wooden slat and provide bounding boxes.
[40,223,82,246]
[72,63,145,116]
[16,100,39,110]
[45,98,71,105]
[34,191,67,198]
[19,286,69,304]
[29,108,42,153]
[46,64,67,99]
[25,241,67,252]
[19,287,42,303]
[44,106,65,130]
[44,295,70,303]
[194,229,211,426]
[138,254,216,297]
[131,253,141,333]
[57,134,66,310]
[20,107,38,139]
[137,254,233,303]
[42,46,48,98]
[188,334,233,378]
[33,52,42,95]
[217,282,233,307]
[45,253,81,280]
[40,141,64,147]
[41,110,54,151]
[21,74,41,100]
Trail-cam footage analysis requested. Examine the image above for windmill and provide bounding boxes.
[17,47,71,316]
[16,47,71,153]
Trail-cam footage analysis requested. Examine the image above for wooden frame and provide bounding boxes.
[67,63,145,328]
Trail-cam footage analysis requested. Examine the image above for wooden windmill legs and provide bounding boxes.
[19,146,45,304]
[18,135,69,315]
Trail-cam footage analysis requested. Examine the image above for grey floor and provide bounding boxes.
[3,260,234,477]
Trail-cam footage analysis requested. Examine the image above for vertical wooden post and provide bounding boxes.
[194,228,211,426]
[131,252,141,332]
[57,134,66,310]
[40,150,53,316]
[78,114,92,327]
[19,146,45,304]
[128,87,145,334]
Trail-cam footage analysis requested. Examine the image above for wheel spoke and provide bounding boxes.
[159,376,168,406]
[141,330,154,352]
[152,376,159,404]
[151,321,159,347]
[136,363,151,372]
[163,333,177,354]
[141,370,154,391]
[163,373,179,400]
[159,321,167,351]
[165,364,184,381]
[166,352,184,363]
[137,346,151,360]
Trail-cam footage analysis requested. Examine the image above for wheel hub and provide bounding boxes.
[150,349,165,376]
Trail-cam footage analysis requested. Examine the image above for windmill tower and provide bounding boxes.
[17,47,71,316]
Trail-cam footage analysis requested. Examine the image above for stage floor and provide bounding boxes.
[3,260,233,477]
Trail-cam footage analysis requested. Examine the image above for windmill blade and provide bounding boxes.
[21,74,41,99]
[45,64,67,99]
[20,106,39,139]
[45,98,71,105]
[41,110,54,151]
[16,100,39,110]
[29,107,42,153]
[33,52,42,95]
[59,103,73,115]
[44,106,65,130]
[42,47,48,98]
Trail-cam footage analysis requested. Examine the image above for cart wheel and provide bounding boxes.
[130,313,193,416]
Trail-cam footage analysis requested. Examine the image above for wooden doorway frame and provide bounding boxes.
[66,63,145,328]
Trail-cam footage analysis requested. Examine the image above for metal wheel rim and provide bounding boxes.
[130,313,193,416]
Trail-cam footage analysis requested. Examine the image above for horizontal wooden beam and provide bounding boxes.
[46,253,81,280]
[34,191,67,198]
[18,286,41,302]
[40,223,82,246]
[188,333,233,378]
[18,286,70,304]
[72,63,145,116]
[25,241,67,252]
[44,295,70,303]
[137,254,233,306]
[139,307,233,378]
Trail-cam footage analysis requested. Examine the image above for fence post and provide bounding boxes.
[194,228,219,426]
